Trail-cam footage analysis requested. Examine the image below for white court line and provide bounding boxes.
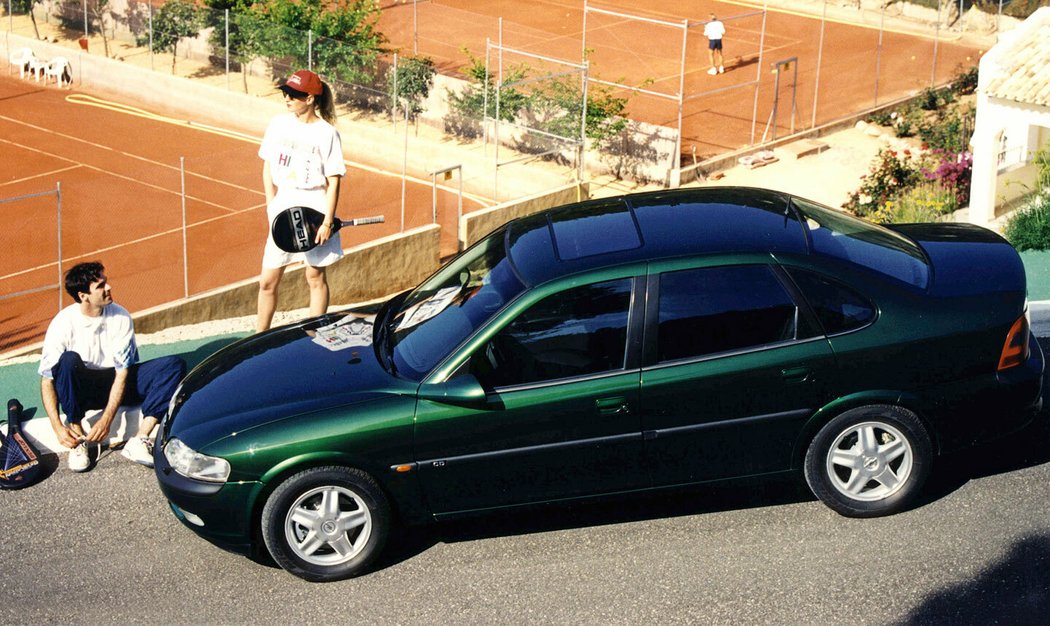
[63,94,491,204]
[0,134,251,213]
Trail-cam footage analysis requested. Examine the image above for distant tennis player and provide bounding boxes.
[704,14,726,75]
[257,69,346,332]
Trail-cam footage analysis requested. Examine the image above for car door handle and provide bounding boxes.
[781,366,812,383]
[596,397,630,415]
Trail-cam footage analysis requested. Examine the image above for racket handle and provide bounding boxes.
[336,216,385,229]
[8,398,22,423]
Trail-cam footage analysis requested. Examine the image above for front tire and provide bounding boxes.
[804,405,932,518]
[261,466,390,582]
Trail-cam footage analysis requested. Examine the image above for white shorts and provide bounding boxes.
[262,190,344,270]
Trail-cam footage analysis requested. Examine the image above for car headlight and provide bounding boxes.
[164,438,231,483]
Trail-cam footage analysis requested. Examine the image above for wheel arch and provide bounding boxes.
[791,390,940,469]
[244,452,418,559]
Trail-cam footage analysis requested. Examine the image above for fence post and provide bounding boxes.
[392,52,398,127]
[400,98,408,233]
[225,9,230,91]
[812,0,828,130]
[180,157,189,299]
[57,182,63,313]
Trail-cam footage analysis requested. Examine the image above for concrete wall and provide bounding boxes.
[459,182,589,249]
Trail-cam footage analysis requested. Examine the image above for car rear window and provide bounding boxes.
[786,268,876,335]
[792,197,930,289]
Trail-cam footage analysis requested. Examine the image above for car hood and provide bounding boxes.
[164,312,415,449]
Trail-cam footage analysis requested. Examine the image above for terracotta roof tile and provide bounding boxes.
[985,10,1050,106]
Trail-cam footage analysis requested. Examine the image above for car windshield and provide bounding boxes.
[385,227,526,380]
[792,197,930,289]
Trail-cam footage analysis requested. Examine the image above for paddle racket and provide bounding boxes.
[271,206,384,253]
[0,399,42,490]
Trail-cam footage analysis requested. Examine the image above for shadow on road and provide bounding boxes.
[376,474,814,572]
[896,533,1050,624]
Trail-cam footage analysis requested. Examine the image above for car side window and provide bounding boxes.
[786,268,876,335]
[474,279,633,387]
[656,265,800,362]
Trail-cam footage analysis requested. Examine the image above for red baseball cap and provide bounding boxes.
[279,69,323,96]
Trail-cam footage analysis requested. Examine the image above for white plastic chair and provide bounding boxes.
[44,57,71,87]
[8,48,35,79]
[28,56,50,82]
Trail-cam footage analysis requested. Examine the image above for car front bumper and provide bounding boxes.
[154,444,261,556]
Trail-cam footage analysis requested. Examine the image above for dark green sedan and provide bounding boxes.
[155,187,1044,582]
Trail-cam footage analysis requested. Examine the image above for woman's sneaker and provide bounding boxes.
[68,442,90,472]
[121,436,154,468]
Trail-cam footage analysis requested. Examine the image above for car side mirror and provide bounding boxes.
[417,374,490,409]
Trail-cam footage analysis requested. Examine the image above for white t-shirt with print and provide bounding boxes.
[38,303,139,379]
[258,113,348,269]
[259,113,347,198]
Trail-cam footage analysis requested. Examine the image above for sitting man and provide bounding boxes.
[39,261,187,472]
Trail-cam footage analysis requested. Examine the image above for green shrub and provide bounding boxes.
[917,87,941,111]
[917,104,973,153]
[1004,193,1050,251]
[893,106,921,138]
[868,110,895,126]
[950,64,979,96]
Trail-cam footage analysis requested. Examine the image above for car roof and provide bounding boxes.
[506,187,811,287]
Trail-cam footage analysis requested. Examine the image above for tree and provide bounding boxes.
[530,75,628,147]
[388,56,436,122]
[447,49,531,126]
[202,0,258,92]
[86,0,113,57]
[249,0,386,88]
[10,0,44,40]
[147,0,206,74]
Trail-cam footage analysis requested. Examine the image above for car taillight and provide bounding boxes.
[998,314,1030,371]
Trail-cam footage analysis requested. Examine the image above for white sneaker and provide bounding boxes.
[718,66,725,74]
[68,442,90,472]
[707,67,718,75]
[121,436,154,468]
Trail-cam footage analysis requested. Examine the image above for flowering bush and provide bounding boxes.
[843,149,923,219]
[922,149,973,208]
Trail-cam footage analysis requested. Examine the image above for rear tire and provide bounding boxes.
[261,466,390,582]
[804,405,931,518]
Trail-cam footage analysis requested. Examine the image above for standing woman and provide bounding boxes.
[256,69,346,332]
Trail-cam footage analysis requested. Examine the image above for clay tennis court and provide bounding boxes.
[0,75,479,353]
[2,0,983,353]
[380,0,984,158]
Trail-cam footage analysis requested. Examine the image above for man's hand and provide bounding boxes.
[85,414,114,443]
[56,425,83,449]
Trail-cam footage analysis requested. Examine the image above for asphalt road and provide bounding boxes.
[3,347,1050,624]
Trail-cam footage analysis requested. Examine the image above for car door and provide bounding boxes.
[639,261,837,487]
[413,276,647,514]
